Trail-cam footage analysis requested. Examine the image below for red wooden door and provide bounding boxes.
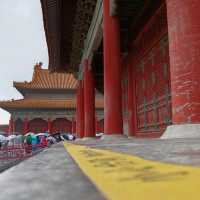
[135,36,172,135]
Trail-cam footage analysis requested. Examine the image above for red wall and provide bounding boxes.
[22,118,73,134]
[123,4,172,137]
[29,118,48,133]
[14,119,24,133]
[96,119,104,133]
[51,118,72,133]
[122,63,129,135]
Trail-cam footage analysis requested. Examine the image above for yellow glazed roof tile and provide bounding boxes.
[13,63,78,90]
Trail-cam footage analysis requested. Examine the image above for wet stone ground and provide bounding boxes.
[74,136,200,167]
[0,143,105,200]
[0,147,43,173]
[0,159,20,173]
[0,137,200,200]
[0,149,24,173]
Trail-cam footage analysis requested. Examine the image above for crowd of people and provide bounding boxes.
[0,132,76,151]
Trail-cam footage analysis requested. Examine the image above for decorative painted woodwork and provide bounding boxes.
[70,0,97,72]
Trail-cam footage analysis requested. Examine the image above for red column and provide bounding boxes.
[103,0,123,135]
[48,119,52,134]
[23,118,29,134]
[76,80,84,138]
[84,59,95,137]
[8,116,14,134]
[166,0,200,124]
[12,120,15,133]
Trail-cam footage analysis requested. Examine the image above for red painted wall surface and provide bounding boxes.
[122,62,129,135]
[51,118,72,133]
[14,119,24,133]
[96,119,104,133]
[72,120,76,134]
[123,4,172,137]
[29,118,48,133]
[167,0,200,124]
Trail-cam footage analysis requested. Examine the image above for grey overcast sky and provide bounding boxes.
[0,0,48,124]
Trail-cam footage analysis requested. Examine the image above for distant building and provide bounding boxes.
[0,63,104,134]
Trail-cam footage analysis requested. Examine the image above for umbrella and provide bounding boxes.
[0,134,7,142]
[47,136,57,144]
[25,132,34,137]
[36,133,49,137]
[7,135,17,140]
[24,133,37,144]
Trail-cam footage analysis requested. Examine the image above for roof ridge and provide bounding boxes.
[13,65,78,90]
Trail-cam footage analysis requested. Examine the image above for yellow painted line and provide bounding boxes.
[64,142,200,200]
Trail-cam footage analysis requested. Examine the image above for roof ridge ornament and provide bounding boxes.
[34,62,43,71]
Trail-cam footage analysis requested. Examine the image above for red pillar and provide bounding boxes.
[23,118,29,134]
[103,0,123,135]
[84,59,95,137]
[48,119,52,134]
[12,120,15,133]
[8,116,14,134]
[76,80,84,138]
[166,0,200,124]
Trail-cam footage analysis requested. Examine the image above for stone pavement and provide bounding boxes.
[64,142,200,200]
[75,136,200,166]
[0,143,105,200]
[0,136,200,200]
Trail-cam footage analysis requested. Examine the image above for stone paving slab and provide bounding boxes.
[74,137,200,166]
[0,137,200,200]
[64,143,200,200]
[0,143,105,200]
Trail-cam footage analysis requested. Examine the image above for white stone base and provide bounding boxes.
[161,124,200,139]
